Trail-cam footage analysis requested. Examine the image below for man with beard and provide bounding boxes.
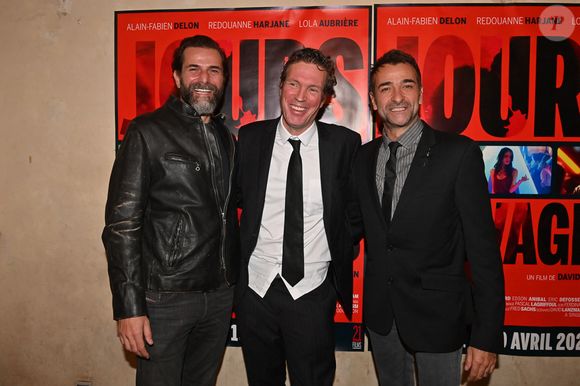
[102,35,239,386]
[352,49,504,385]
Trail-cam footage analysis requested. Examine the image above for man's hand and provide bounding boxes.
[463,346,497,382]
[117,316,153,358]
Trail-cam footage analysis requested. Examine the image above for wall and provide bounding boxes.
[0,0,576,385]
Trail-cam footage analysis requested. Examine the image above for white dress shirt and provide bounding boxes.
[248,119,331,300]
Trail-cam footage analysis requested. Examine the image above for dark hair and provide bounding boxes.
[370,49,422,90]
[494,147,514,175]
[279,48,336,98]
[171,35,228,80]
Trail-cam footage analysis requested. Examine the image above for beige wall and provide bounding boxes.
[0,0,576,385]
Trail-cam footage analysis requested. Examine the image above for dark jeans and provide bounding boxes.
[136,286,234,386]
[237,276,337,386]
[368,323,462,386]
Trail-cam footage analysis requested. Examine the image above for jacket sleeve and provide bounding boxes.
[454,141,505,352]
[346,148,363,245]
[102,123,150,320]
[345,132,363,246]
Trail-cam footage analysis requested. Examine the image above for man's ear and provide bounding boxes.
[369,91,378,110]
[173,70,181,89]
[319,95,330,110]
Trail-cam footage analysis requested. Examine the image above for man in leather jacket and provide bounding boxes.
[102,35,239,386]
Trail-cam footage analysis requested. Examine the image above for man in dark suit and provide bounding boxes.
[353,49,505,385]
[235,48,360,386]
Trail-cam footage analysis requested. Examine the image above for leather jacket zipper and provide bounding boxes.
[201,121,232,286]
[220,138,235,286]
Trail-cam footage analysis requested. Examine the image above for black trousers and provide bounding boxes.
[237,276,337,386]
[136,286,234,386]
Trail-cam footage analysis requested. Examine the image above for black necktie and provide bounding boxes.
[282,138,304,286]
[382,141,401,225]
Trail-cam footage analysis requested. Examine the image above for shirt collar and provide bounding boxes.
[382,119,423,149]
[277,118,317,147]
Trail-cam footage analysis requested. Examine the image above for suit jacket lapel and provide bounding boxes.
[366,138,385,227]
[318,123,334,221]
[255,120,278,222]
[391,125,437,223]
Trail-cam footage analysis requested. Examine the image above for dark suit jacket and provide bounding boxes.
[236,118,361,318]
[353,123,505,353]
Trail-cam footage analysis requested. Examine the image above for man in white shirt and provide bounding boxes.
[235,48,360,386]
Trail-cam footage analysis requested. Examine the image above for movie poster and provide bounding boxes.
[375,4,579,356]
[115,6,371,351]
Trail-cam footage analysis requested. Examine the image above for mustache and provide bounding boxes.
[188,82,219,93]
[387,102,410,109]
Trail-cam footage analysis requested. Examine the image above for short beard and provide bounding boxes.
[180,82,223,115]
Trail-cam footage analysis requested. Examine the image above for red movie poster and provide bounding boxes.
[375,4,579,356]
[115,6,371,351]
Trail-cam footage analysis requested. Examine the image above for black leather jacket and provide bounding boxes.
[102,95,239,320]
